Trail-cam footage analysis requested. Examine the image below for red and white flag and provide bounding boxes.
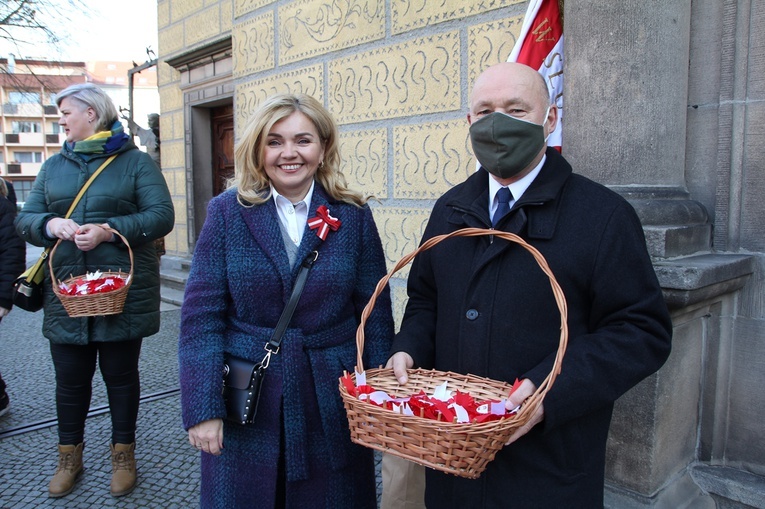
[509,0,564,150]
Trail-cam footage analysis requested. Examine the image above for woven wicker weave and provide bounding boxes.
[49,227,133,318]
[339,227,568,479]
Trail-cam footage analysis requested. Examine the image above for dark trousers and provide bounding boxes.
[50,340,142,445]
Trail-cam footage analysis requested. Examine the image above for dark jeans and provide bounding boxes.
[50,340,142,445]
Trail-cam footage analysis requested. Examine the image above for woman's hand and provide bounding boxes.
[47,218,80,241]
[188,419,224,456]
[73,224,113,251]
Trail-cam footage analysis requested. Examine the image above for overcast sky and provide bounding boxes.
[2,0,158,64]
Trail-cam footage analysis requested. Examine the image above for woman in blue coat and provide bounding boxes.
[179,93,394,508]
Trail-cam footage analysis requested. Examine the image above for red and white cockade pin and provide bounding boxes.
[308,205,341,240]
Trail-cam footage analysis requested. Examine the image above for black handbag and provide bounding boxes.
[222,251,318,425]
[12,155,117,312]
[12,253,47,312]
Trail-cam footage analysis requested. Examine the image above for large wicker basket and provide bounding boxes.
[49,227,133,318]
[339,227,568,479]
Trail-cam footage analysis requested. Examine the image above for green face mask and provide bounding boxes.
[469,110,548,180]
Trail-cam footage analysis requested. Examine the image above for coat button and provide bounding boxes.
[466,309,479,320]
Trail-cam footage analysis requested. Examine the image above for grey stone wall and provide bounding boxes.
[568,0,765,507]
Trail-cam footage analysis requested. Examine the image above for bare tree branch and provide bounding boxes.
[1,0,91,89]
[1,0,89,57]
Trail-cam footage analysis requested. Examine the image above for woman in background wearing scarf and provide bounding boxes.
[15,83,174,499]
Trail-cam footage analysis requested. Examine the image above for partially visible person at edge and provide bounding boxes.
[1,177,18,208]
[385,62,673,508]
[178,93,394,509]
[14,83,174,499]
[0,177,26,418]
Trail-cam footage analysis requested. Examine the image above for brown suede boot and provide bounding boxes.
[48,443,84,498]
[110,442,137,496]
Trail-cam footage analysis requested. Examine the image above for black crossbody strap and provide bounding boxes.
[264,251,319,355]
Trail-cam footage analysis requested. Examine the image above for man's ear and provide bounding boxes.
[545,105,559,134]
[467,112,474,125]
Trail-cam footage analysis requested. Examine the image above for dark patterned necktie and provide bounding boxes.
[492,187,512,227]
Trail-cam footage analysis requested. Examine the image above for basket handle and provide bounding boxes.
[356,227,568,411]
[48,226,134,290]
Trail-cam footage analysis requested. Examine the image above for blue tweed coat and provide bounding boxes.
[179,184,394,509]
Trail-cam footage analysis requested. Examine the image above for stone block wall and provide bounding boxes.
[159,0,529,324]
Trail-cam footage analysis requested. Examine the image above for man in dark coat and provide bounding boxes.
[387,62,673,508]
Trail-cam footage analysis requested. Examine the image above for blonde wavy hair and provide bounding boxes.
[231,93,366,207]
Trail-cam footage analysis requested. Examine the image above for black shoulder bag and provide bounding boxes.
[222,251,318,425]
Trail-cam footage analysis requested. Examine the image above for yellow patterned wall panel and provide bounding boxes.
[164,230,178,252]
[160,85,184,113]
[328,31,461,124]
[279,0,385,65]
[391,0,523,34]
[171,0,205,22]
[393,120,473,199]
[157,62,180,88]
[468,16,525,87]
[221,0,233,31]
[163,170,184,196]
[158,1,170,28]
[235,0,276,18]
[373,207,430,279]
[233,13,274,77]
[391,285,407,332]
[161,140,186,169]
[339,129,388,199]
[185,6,222,46]
[235,65,324,136]
[159,24,186,55]
[171,111,184,141]
[161,169,177,195]
[174,198,188,223]
[164,224,187,253]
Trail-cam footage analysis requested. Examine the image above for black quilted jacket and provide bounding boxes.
[0,197,25,310]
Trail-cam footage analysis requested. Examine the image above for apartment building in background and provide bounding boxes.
[0,56,159,206]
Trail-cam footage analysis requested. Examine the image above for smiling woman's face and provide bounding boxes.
[58,97,96,143]
[263,111,325,202]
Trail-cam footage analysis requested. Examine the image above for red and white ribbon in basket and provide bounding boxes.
[341,370,522,424]
[308,205,341,241]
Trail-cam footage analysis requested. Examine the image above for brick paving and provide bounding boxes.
[0,308,200,509]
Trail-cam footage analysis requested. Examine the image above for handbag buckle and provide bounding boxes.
[260,349,273,369]
[17,282,35,297]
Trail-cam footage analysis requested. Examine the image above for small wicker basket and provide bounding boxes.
[339,227,569,479]
[49,227,133,318]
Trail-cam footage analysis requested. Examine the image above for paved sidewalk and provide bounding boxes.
[0,308,200,508]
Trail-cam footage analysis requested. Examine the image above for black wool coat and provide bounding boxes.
[391,148,672,508]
